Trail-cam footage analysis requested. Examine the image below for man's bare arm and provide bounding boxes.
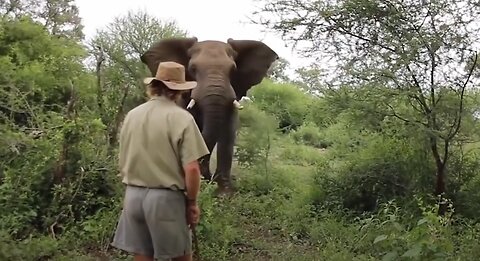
[184,160,201,203]
[179,115,208,203]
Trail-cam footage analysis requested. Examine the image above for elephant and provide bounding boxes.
[140,37,278,195]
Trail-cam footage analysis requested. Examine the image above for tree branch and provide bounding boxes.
[328,17,398,53]
[95,43,105,113]
[447,52,478,140]
[386,103,428,127]
[405,65,431,114]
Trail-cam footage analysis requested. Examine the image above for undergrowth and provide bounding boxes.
[2,108,480,260]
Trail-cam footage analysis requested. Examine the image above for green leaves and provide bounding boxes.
[0,0,84,40]
[0,18,86,119]
[402,244,422,258]
[236,102,278,168]
[382,251,398,261]
[250,79,313,132]
[256,0,480,208]
[374,234,388,244]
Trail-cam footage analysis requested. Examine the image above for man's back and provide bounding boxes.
[118,96,203,190]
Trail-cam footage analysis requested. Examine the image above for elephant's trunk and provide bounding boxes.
[198,94,228,152]
[188,74,237,181]
[190,78,236,148]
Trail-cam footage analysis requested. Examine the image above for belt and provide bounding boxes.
[125,183,185,192]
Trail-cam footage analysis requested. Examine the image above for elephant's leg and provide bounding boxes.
[199,137,216,180]
[215,137,234,185]
[213,112,238,195]
[199,153,213,180]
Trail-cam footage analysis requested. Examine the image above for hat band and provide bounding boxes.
[161,78,185,83]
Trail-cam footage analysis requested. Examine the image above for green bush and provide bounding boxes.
[313,113,371,154]
[195,184,241,260]
[280,144,325,166]
[453,150,480,220]
[305,96,337,128]
[0,116,120,239]
[309,134,434,213]
[249,79,312,132]
[291,122,332,148]
[235,103,278,168]
[0,229,104,261]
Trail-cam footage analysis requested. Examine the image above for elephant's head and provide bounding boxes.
[140,37,278,155]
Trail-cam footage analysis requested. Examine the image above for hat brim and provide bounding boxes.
[143,77,197,90]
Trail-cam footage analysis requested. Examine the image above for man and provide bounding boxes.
[111,61,210,261]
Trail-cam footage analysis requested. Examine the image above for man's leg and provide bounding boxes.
[144,189,193,260]
[111,186,155,259]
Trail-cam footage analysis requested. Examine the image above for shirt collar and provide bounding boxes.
[150,95,170,102]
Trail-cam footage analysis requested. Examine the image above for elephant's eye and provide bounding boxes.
[229,64,237,76]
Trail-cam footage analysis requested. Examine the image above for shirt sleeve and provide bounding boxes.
[179,116,210,167]
[117,112,130,177]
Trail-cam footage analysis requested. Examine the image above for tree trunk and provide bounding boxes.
[107,85,130,155]
[53,82,77,184]
[435,161,447,215]
[430,136,447,215]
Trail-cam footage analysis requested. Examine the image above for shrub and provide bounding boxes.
[291,122,332,148]
[454,150,480,220]
[195,184,241,260]
[305,97,337,128]
[0,115,121,239]
[280,144,325,166]
[235,103,278,168]
[309,134,434,214]
[249,79,311,132]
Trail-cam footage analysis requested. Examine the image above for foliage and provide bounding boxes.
[291,122,332,148]
[0,17,87,116]
[249,79,312,132]
[255,0,480,212]
[87,10,188,150]
[292,63,325,93]
[235,103,278,169]
[266,57,291,82]
[1,1,480,260]
[450,149,480,220]
[0,0,84,40]
[310,133,434,213]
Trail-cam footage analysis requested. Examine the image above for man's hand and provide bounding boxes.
[186,202,200,229]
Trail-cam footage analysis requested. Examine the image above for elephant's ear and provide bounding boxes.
[227,38,279,99]
[140,37,198,78]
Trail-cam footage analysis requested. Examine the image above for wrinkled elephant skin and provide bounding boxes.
[140,37,278,195]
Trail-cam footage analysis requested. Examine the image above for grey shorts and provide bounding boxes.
[111,185,191,260]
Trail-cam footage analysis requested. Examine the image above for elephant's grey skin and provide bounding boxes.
[140,37,278,195]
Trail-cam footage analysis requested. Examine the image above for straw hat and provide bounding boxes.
[143,61,197,90]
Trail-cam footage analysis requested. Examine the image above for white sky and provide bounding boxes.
[74,0,314,76]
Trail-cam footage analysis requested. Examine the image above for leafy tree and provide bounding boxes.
[0,0,84,40]
[255,0,480,214]
[266,57,291,82]
[87,10,188,151]
[0,16,86,126]
[293,63,324,93]
[0,17,103,238]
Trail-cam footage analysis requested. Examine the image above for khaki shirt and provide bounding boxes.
[118,96,209,190]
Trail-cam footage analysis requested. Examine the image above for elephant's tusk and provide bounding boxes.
[233,100,243,110]
[187,99,196,109]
